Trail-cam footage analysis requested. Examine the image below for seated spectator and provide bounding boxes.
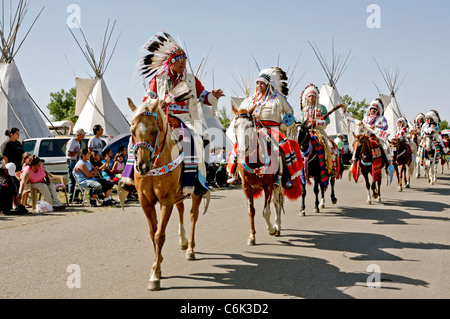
[18,155,66,211]
[215,159,228,187]
[207,148,219,188]
[90,151,108,174]
[74,149,115,207]
[118,145,128,163]
[5,162,29,214]
[19,152,33,207]
[112,153,125,179]
[0,158,16,214]
[2,128,24,174]
[101,148,121,184]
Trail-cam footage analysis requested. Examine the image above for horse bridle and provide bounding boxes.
[133,110,169,166]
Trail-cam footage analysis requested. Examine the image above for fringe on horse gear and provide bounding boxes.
[302,133,329,188]
[370,137,383,182]
[312,129,334,175]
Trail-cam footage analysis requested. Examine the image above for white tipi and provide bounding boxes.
[69,20,129,137]
[0,1,51,146]
[309,40,352,137]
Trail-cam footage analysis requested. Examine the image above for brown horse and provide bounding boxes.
[128,97,206,291]
[389,137,413,191]
[351,133,389,204]
[232,104,284,246]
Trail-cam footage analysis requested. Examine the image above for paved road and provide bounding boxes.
[1,169,449,301]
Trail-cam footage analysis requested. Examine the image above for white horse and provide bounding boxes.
[420,131,438,185]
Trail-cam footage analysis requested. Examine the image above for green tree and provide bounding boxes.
[341,95,369,121]
[440,120,448,130]
[218,105,231,129]
[47,87,78,124]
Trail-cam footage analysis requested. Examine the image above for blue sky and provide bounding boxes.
[10,0,450,125]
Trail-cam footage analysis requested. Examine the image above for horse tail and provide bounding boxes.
[283,177,302,200]
[253,188,263,199]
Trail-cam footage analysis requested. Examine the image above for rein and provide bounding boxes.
[133,107,176,176]
[236,113,271,177]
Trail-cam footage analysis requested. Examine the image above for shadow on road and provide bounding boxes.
[278,230,450,261]
[165,250,428,298]
[337,204,450,225]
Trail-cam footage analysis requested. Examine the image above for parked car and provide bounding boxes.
[329,134,351,164]
[22,136,108,175]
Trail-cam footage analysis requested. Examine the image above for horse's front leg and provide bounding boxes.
[262,187,277,236]
[364,172,372,204]
[272,185,283,236]
[176,201,188,251]
[245,190,257,246]
[299,181,307,216]
[330,177,337,205]
[313,180,320,213]
[148,202,175,291]
[186,194,202,260]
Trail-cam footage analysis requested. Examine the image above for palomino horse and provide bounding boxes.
[296,121,338,216]
[128,97,207,291]
[232,104,284,246]
[389,137,413,191]
[420,131,437,185]
[351,133,389,204]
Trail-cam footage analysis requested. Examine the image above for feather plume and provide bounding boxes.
[139,31,186,78]
[259,67,289,96]
[164,80,193,104]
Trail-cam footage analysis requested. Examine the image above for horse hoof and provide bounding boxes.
[398,187,403,192]
[313,208,319,214]
[332,198,337,205]
[275,230,281,237]
[147,280,161,291]
[406,184,410,189]
[299,211,305,217]
[247,238,256,246]
[180,243,188,251]
[377,197,381,202]
[367,200,371,205]
[186,251,196,261]
[269,229,277,236]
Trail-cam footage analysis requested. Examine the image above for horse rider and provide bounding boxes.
[298,83,341,177]
[394,117,413,157]
[122,31,224,192]
[414,112,426,131]
[358,98,391,164]
[421,110,448,155]
[226,67,298,189]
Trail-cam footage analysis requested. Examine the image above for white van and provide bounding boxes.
[22,136,108,175]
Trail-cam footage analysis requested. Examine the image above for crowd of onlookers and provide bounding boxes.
[1,123,235,215]
[0,124,134,215]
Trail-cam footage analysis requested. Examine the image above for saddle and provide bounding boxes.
[168,115,209,196]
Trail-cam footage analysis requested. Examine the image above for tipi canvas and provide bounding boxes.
[0,1,50,146]
[69,19,129,137]
[0,61,51,145]
[73,77,129,136]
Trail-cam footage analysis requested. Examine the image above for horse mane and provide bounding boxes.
[132,99,166,132]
